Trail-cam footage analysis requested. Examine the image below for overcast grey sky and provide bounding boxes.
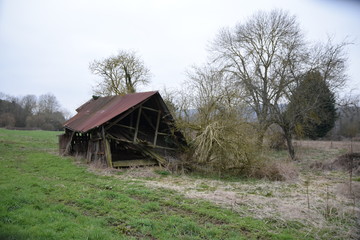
[0,0,359,114]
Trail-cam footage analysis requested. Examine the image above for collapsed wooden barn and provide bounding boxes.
[59,91,186,167]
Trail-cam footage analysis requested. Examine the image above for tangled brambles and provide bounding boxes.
[191,120,259,176]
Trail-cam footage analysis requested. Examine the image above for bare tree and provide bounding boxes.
[172,64,260,175]
[186,65,241,124]
[37,93,60,114]
[307,38,349,91]
[211,9,305,145]
[90,50,151,96]
[211,9,349,159]
[20,95,37,115]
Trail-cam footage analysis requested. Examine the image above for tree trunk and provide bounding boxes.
[256,131,265,148]
[284,131,295,160]
[256,123,269,148]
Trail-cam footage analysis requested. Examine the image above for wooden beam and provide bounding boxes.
[142,106,160,112]
[104,138,112,168]
[133,106,142,143]
[105,105,140,130]
[141,110,156,130]
[62,131,75,156]
[116,124,135,130]
[112,159,158,167]
[153,110,161,146]
[136,145,167,165]
[108,134,176,150]
[86,140,92,163]
[107,133,133,144]
[151,145,177,151]
[102,126,112,168]
[157,132,171,136]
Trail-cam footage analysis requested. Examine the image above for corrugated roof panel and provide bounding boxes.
[63,91,158,132]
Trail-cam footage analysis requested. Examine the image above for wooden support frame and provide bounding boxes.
[142,106,160,112]
[116,124,135,130]
[133,105,142,143]
[102,126,113,168]
[107,133,177,151]
[141,110,156,130]
[157,132,171,136]
[86,140,92,163]
[153,110,161,146]
[107,134,133,144]
[104,138,112,168]
[112,159,158,168]
[61,92,187,169]
[105,104,142,131]
[62,131,75,156]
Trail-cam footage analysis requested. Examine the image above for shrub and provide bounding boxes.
[267,131,287,150]
[0,113,15,127]
[174,64,266,177]
[250,159,298,181]
[185,117,262,176]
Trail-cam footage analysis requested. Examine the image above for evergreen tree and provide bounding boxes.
[287,71,337,140]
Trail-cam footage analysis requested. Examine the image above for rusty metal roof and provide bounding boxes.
[63,91,158,133]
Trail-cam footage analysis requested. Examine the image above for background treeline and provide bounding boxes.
[330,106,360,140]
[0,92,69,131]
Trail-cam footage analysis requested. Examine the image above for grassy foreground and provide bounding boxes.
[0,128,349,239]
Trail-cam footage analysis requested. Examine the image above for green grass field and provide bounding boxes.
[0,129,356,239]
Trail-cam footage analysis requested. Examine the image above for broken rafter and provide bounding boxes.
[107,132,177,151]
[134,144,167,166]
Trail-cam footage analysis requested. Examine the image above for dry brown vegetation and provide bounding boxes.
[294,140,360,153]
[88,140,360,239]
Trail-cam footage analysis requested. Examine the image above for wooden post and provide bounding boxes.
[130,111,134,134]
[153,110,161,146]
[104,138,112,168]
[63,131,75,156]
[133,106,142,143]
[86,140,92,163]
[102,126,112,168]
